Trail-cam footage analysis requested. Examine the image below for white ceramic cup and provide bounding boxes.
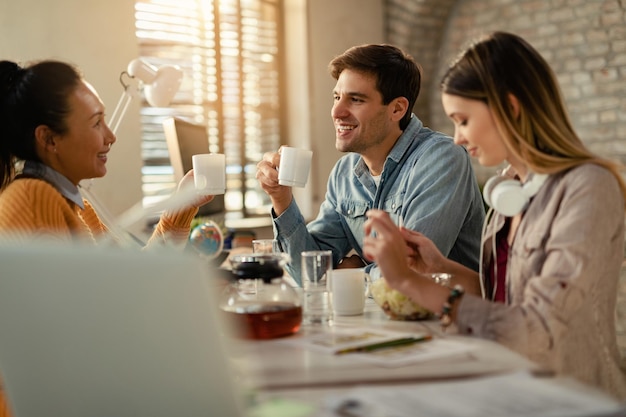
[192,153,226,195]
[278,147,313,187]
[331,269,369,316]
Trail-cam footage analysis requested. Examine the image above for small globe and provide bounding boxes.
[188,221,224,259]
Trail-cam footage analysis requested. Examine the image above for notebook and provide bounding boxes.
[0,241,244,417]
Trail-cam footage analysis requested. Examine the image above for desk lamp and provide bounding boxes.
[108,58,183,134]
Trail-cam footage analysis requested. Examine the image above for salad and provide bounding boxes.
[370,278,433,321]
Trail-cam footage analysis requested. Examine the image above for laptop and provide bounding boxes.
[0,241,245,417]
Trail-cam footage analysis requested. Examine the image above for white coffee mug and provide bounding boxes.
[192,153,226,195]
[278,147,312,187]
[331,269,369,316]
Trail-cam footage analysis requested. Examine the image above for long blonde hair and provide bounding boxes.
[440,31,626,202]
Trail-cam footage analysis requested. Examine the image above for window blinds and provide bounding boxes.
[135,0,283,215]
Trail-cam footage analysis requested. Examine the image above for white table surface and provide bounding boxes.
[229,299,541,391]
[229,299,625,417]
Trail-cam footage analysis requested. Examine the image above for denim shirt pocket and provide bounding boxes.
[380,193,404,226]
[337,200,369,242]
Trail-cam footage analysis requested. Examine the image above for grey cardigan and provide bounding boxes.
[456,163,626,399]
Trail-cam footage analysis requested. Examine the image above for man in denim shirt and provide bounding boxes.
[256,44,484,285]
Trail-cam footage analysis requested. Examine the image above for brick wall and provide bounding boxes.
[386,0,626,184]
[385,0,457,130]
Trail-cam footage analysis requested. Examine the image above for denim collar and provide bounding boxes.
[354,114,423,178]
[22,160,85,209]
[387,114,422,164]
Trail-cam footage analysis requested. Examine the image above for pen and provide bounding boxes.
[334,335,432,355]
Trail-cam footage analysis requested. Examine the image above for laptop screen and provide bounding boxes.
[0,242,244,417]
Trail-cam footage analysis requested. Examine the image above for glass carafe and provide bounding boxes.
[220,253,301,339]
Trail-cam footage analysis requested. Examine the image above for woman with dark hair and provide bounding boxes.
[363,32,626,399]
[0,59,212,245]
[0,60,214,415]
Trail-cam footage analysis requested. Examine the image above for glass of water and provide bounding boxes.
[301,250,333,325]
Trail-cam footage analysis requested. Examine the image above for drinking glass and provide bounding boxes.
[252,239,280,254]
[301,250,333,325]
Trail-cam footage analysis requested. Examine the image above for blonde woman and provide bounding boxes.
[363,31,626,399]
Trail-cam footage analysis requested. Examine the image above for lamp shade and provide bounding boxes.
[126,59,183,107]
[144,65,183,107]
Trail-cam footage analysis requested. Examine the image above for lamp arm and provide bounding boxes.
[108,89,133,136]
[108,69,142,135]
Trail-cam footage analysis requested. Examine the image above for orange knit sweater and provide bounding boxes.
[0,177,199,416]
[0,178,198,245]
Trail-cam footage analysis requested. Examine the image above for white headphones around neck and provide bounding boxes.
[482,172,548,217]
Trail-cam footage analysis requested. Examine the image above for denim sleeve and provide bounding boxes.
[274,137,483,284]
[395,140,483,275]
[273,196,350,286]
